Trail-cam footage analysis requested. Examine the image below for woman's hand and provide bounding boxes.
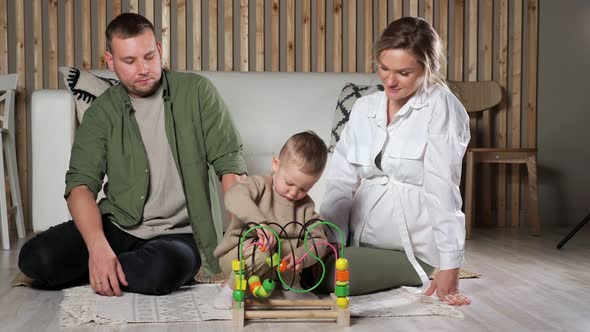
[424,268,471,306]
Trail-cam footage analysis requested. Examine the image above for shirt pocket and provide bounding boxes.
[384,137,427,186]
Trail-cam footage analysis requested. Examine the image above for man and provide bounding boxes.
[18,13,247,296]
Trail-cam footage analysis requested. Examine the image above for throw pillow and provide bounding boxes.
[59,67,119,123]
[329,83,383,152]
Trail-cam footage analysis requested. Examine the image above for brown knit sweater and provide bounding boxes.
[214,174,327,268]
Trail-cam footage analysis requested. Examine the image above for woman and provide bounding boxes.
[319,17,470,305]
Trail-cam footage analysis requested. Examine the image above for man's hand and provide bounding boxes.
[424,268,471,306]
[88,239,128,296]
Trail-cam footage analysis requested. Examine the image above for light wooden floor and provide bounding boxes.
[1,226,589,331]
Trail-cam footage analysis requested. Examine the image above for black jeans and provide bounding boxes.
[18,218,200,295]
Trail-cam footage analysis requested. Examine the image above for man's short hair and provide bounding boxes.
[106,13,155,53]
[279,131,328,175]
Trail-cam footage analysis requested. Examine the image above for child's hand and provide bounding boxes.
[256,228,276,252]
[282,254,303,273]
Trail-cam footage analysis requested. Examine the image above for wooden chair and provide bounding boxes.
[448,80,541,239]
[0,74,25,250]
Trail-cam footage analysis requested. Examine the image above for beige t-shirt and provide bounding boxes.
[113,85,191,239]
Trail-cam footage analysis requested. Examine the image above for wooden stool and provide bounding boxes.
[0,74,25,250]
[448,81,542,239]
[465,148,541,239]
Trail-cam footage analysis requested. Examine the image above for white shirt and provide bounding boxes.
[320,84,470,282]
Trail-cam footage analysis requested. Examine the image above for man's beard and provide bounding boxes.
[127,77,161,98]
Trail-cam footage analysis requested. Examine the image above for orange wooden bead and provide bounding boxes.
[279,260,288,273]
[249,281,262,294]
[335,269,349,282]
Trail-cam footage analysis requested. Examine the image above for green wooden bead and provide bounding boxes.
[262,279,276,292]
[233,290,245,302]
[335,284,349,297]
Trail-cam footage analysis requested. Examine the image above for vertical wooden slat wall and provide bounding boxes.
[48,0,58,88]
[511,0,523,227]
[193,0,202,70]
[97,0,107,69]
[82,0,91,69]
[224,0,233,71]
[438,0,448,78]
[15,0,26,228]
[0,0,6,75]
[144,0,154,23]
[161,0,171,69]
[286,0,295,72]
[177,0,187,70]
[316,0,325,72]
[346,0,356,73]
[363,1,372,72]
[114,0,122,16]
[481,0,493,225]
[301,0,311,72]
[240,0,248,72]
[467,0,477,155]
[65,0,74,67]
[2,0,540,231]
[255,0,263,71]
[333,0,342,73]
[497,0,508,226]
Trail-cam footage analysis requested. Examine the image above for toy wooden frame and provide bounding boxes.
[232,293,350,327]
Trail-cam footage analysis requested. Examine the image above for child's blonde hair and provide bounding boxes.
[279,131,328,175]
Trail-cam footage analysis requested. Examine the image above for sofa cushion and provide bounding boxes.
[329,82,384,152]
[59,66,119,123]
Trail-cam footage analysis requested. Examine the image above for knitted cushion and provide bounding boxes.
[329,83,383,152]
[59,66,119,123]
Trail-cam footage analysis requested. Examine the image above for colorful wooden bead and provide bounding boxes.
[234,277,247,291]
[232,259,245,271]
[248,276,262,294]
[279,260,288,273]
[335,280,348,287]
[335,269,349,282]
[262,279,276,292]
[335,258,349,271]
[336,296,349,309]
[335,284,349,297]
[266,252,280,267]
[248,275,260,285]
[233,290,245,302]
[253,285,270,298]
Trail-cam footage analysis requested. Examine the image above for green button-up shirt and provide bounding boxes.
[65,70,247,276]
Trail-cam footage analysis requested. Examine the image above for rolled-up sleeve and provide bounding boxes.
[423,93,470,270]
[64,105,108,200]
[197,78,247,177]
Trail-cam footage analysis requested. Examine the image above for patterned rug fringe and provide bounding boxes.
[60,286,125,326]
[194,269,225,283]
[431,268,480,280]
[418,294,465,319]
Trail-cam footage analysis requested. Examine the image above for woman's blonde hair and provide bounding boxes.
[373,17,447,93]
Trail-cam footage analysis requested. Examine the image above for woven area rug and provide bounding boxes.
[59,284,464,327]
[432,268,481,279]
[60,284,230,326]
